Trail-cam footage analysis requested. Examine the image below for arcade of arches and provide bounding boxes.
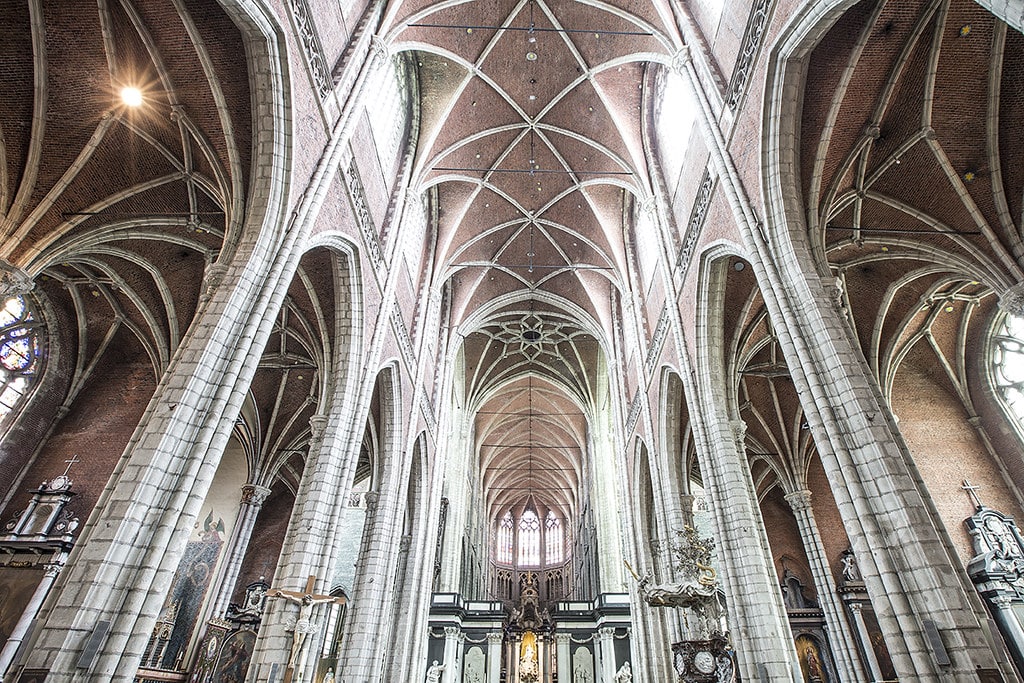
[2,0,1024,681]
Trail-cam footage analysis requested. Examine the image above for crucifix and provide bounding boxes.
[267,575,346,683]
[962,479,985,511]
[61,454,81,478]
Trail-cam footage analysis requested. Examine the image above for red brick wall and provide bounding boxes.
[892,344,1024,563]
[806,454,852,583]
[233,484,296,603]
[2,358,156,527]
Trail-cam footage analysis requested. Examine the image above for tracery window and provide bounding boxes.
[518,510,541,566]
[0,295,43,422]
[992,314,1024,426]
[365,57,410,182]
[496,510,514,565]
[494,507,569,568]
[545,511,563,564]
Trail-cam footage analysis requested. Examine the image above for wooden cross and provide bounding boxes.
[267,575,346,683]
[962,479,985,511]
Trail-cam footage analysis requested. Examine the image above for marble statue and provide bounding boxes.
[425,659,445,683]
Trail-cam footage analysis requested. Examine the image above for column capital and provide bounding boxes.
[42,561,65,578]
[783,489,813,512]
[363,491,380,514]
[240,484,272,506]
[999,281,1024,316]
[672,46,691,73]
[992,593,1015,609]
[444,625,461,638]
[308,414,329,445]
[0,259,34,300]
[729,419,747,450]
[487,632,504,644]
[554,632,571,644]
[370,34,390,60]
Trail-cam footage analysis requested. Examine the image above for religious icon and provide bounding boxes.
[519,630,540,682]
[794,635,827,682]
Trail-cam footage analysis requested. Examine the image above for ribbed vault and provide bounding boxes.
[381,0,683,537]
[0,0,251,396]
[465,302,599,519]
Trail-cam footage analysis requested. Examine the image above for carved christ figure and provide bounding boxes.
[267,575,345,682]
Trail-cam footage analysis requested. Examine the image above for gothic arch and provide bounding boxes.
[692,244,799,680]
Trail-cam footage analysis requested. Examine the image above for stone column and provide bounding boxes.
[537,633,548,682]
[0,558,65,679]
[487,632,504,683]
[846,601,884,682]
[441,626,462,683]
[596,627,616,682]
[21,229,304,682]
[690,415,798,679]
[336,441,416,683]
[988,594,1024,674]
[509,633,522,682]
[784,490,866,682]
[755,256,1015,678]
[650,535,681,680]
[212,484,272,616]
[247,415,335,683]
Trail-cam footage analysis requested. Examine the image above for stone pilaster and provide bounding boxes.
[441,626,463,683]
[596,627,616,682]
[487,632,504,683]
[554,632,570,683]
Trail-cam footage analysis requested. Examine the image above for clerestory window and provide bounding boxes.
[993,313,1024,426]
[0,295,43,423]
[493,507,568,568]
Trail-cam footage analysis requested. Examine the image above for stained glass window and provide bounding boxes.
[0,295,42,421]
[993,314,1024,425]
[545,511,563,564]
[496,510,514,565]
[517,510,541,566]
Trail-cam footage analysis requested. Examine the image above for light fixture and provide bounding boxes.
[120,86,144,107]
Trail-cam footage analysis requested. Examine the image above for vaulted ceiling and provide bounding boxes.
[724,0,1024,499]
[382,0,684,523]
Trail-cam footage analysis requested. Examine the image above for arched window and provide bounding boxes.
[517,510,541,566]
[496,510,514,565]
[493,507,571,568]
[545,511,563,564]
[993,314,1024,426]
[0,295,43,422]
